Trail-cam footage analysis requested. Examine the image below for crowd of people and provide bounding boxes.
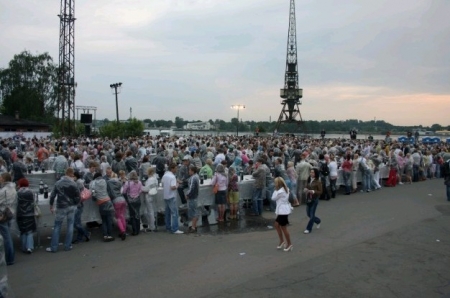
[0,133,448,261]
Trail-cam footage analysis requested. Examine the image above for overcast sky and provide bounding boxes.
[1,0,449,127]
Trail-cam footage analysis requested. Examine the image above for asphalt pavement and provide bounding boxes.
[6,179,450,298]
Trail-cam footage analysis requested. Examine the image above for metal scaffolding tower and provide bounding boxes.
[275,0,303,132]
[58,0,76,136]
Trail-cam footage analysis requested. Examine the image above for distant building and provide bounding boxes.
[0,112,50,132]
[184,122,214,130]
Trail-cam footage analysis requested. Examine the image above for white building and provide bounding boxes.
[184,122,214,130]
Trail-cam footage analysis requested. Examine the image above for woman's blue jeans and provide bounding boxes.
[343,171,351,193]
[21,231,34,251]
[252,188,263,215]
[50,206,76,252]
[74,205,89,241]
[306,199,321,232]
[0,222,14,265]
[165,197,179,233]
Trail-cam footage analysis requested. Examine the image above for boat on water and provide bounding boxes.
[435,130,450,136]
[415,130,434,136]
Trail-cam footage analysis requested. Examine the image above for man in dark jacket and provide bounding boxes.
[46,167,80,253]
[152,152,167,180]
[0,143,12,170]
[11,154,27,183]
[124,150,138,174]
[176,156,190,206]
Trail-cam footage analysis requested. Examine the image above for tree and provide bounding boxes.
[431,124,442,131]
[175,116,184,128]
[99,118,144,138]
[0,51,58,121]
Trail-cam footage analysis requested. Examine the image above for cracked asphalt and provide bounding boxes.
[7,179,450,298]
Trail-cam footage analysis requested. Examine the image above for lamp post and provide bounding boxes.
[110,82,122,124]
[231,105,245,136]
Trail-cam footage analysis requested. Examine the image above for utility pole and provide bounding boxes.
[110,82,122,124]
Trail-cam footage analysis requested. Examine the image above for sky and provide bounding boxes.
[0,0,449,127]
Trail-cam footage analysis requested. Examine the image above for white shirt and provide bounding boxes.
[328,161,338,177]
[161,171,177,200]
[271,188,291,215]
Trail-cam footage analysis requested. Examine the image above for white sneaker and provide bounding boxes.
[399,182,404,185]
[303,230,310,234]
[173,230,184,234]
[316,224,321,229]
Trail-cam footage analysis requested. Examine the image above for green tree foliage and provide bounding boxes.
[0,51,58,121]
[99,118,144,138]
[175,116,186,128]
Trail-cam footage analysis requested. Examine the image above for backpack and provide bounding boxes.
[443,160,450,178]
[320,161,329,176]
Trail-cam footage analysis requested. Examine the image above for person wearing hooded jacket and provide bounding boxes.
[16,178,36,254]
[106,176,128,240]
[90,172,115,242]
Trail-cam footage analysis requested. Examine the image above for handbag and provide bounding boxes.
[0,190,14,223]
[80,187,92,202]
[149,187,157,195]
[34,204,42,217]
[213,183,219,194]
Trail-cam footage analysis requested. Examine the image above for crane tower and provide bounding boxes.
[275,0,303,132]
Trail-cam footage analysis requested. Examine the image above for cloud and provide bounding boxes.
[0,0,449,127]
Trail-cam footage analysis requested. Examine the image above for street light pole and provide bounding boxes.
[231,105,245,136]
[110,82,122,124]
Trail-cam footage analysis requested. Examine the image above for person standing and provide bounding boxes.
[152,152,167,180]
[47,168,80,252]
[286,162,300,206]
[16,178,36,254]
[318,154,330,200]
[0,173,17,265]
[10,153,27,183]
[211,164,228,222]
[121,171,143,236]
[251,159,266,216]
[36,143,49,167]
[272,177,293,252]
[124,150,138,174]
[52,152,69,181]
[71,171,91,244]
[141,167,158,233]
[341,154,353,195]
[351,153,359,192]
[186,165,200,232]
[90,172,115,242]
[106,176,128,240]
[443,158,450,202]
[328,154,338,198]
[162,163,183,234]
[303,168,322,234]
[227,167,239,220]
[296,154,313,204]
[176,156,190,208]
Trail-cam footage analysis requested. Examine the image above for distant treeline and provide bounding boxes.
[130,118,448,135]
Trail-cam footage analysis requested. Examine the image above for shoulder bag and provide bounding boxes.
[213,177,219,194]
[0,190,14,223]
[80,187,92,202]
